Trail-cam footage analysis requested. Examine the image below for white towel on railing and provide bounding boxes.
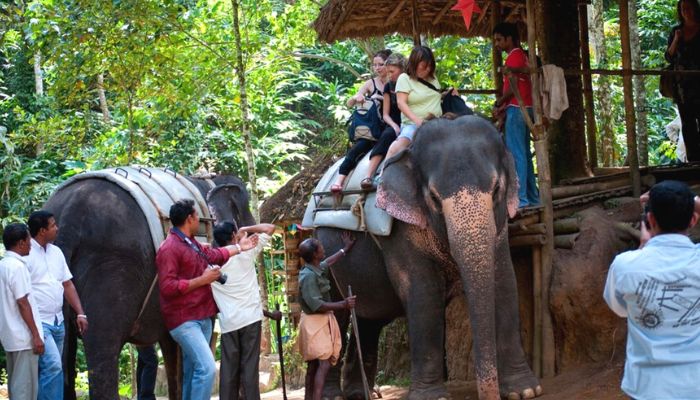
[540,64,569,120]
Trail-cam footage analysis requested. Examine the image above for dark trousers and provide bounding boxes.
[678,99,700,161]
[339,127,398,176]
[369,126,398,158]
[136,345,158,400]
[220,321,262,400]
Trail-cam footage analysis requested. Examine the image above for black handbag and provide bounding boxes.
[418,78,473,116]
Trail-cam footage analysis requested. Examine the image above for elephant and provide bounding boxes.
[315,115,541,400]
[42,172,255,400]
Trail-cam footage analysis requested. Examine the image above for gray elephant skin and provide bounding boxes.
[43,174,255,400]
[316,116,540,400]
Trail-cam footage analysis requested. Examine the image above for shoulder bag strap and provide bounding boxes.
[172,227,212,264]
[417,78,441,93]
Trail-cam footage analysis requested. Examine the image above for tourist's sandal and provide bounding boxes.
[360,177,374,191]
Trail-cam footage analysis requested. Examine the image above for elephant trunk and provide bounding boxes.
[442,186,500,400]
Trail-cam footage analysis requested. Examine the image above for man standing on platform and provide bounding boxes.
[493,22,539,208]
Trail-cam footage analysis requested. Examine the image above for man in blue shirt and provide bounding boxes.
[604,180,700,400]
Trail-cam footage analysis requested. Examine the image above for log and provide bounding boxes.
[509,234,547,247]
[532,246,542,377]
[553,217,580,234]
[510,223,547,236]
[552,179,629,199]
[554,233,579,249]
[614,222,641,242]
[513,213,540,226]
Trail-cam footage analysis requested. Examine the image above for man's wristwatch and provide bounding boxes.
[77,314,87,320]
[340,248,346,256]
[235,243,242,253]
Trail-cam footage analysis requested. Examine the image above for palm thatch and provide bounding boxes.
[260,154,336,224]
[313,0,528,43]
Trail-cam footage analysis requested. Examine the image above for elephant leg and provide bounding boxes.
[83,333,122,400]
[160,334,180,400]
[342,317,389,400]
[63,314,78,400]
[322,308,348,400]
[494,228,542,399]
[444,189,499,400]
[384,244,448,400]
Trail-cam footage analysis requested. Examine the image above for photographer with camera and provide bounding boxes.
[604,180,700,400]
[156,199,258,400]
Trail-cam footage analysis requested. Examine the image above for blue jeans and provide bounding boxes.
[505,106,539,207]
[169,318,216,400]
[39,320,64,400]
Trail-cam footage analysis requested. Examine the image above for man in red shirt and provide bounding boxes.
[493,22,540,208]
[156,199,257,400]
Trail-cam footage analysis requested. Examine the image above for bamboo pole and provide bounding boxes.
[509,234,547,247]
[553,217,580,234]
[554,233,580,249]
[578,2,598,170]
[551,178,630,199]
[491,0,503,96]
[411,0,421,46]
[509,222,547,236]
[618,0,641,198]
[526,0,556,378]
[532,245,542,377]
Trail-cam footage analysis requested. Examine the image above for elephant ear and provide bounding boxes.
[376,149,429,229]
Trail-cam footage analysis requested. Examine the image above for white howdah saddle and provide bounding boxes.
[301,153,393,236]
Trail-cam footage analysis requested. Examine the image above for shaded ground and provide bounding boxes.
[259,361,627,399]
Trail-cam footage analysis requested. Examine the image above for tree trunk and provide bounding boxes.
[97,73,111,123]
[356,38,386,61]
[589,0,616,167]
[34,52,44,155]
[230,0,270,355]
[538,0,590,181]
[629,0,648,166]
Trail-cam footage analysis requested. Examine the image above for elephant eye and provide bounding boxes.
[427,188,442,212]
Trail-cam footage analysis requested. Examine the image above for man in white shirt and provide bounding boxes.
[26,210,88,400]
[604,180,700,400]
[211,221,281,400]
[0,223,44,400]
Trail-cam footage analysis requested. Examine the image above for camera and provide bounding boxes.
[209,265,227,284]
[642,204,651,230]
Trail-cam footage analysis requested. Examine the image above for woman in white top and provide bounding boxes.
[384,46,443,162]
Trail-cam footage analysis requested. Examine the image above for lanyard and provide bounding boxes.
[171,227,211,265]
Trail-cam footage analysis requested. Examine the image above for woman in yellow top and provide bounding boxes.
[384,46,443,161]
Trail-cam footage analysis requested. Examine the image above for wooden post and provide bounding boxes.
[491,1,503,96]
[578,1,598,170]
[618,0,641,197]
[532,246,542,377]
[411,0,421,46]
[526,0,556,378]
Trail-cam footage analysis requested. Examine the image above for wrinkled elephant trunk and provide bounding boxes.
[443,186,500,400]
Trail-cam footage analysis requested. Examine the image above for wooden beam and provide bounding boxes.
[618,0,641,197]
[387,0,408,23]
[578,2,598,170]
[472,1,492,32]
[432,0,454,25]
[526,0,556,379]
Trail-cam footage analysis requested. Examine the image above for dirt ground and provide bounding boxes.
[259,361,628,400]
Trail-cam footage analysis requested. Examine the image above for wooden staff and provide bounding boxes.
[348,285,371,400]
[274,303,288,400]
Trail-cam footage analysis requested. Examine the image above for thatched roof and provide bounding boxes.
[313,0,527,43]
[260,154,336,224]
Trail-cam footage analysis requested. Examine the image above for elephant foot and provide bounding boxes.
[499,370,543,399]
[322,385,344,400]
[407,383,449,400]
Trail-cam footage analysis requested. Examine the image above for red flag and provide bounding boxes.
[451,0,482,31]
